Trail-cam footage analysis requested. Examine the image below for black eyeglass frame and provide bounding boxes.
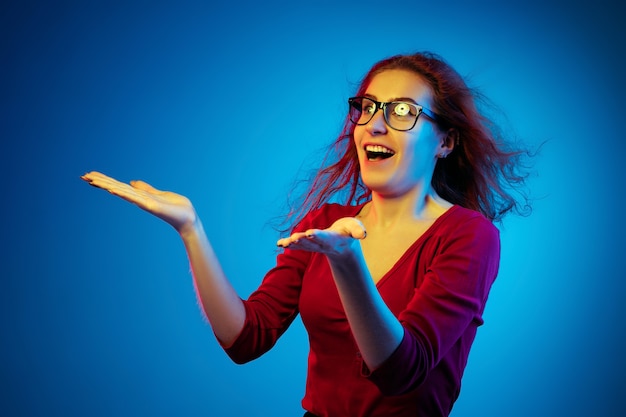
[347,96,438,131]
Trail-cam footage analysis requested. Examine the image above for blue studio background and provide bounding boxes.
[1,1,624,416]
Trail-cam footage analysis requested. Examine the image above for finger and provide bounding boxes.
[276,230,316,247]
[82,173,144,203]
[332,217,367,239]
[349,220,367,239]
[130,180,161,194]
[81,171,126,191]
[304,228,320,238]
[81,170,104,179]
[277,236,325,252]
[276,237,290,247]
[80,171,105,184]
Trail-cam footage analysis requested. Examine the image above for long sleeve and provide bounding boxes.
[363,213,500,395]
[221,203,501,417]
[222,245,311,364]
[222,206,341,364]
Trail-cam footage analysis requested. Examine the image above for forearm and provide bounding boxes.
[179,218,246,347]
[327,248,404,370]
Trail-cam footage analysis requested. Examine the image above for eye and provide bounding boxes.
[393,102,412,117]
[363,102,376,114]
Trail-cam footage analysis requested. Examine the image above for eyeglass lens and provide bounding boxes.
[349,97,419,131]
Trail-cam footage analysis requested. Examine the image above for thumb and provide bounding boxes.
[130,180,160,193]
[335,217,367,240]
[349,218,367,240]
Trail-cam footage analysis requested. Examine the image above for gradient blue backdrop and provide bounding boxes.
[2,1,624,416]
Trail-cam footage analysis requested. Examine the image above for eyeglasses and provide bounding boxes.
[348,96,437,131]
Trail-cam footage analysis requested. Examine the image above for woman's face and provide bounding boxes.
[353,69,445,198]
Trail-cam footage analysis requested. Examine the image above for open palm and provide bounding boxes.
[81,171,197,233]
[276,217,367,257]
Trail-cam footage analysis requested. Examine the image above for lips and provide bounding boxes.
[364,144,395,161]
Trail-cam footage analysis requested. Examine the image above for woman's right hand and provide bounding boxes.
[82,171,247,345]
[81,171,197,234]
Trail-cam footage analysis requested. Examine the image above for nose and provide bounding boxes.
[365,106,387,135]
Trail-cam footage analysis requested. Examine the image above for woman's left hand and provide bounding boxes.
[276,217,367,257]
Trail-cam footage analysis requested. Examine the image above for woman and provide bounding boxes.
[82,52,531,416]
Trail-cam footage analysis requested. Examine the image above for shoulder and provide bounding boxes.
[438,205,500,244]
[445,205,497,229]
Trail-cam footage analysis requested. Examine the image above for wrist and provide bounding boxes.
[178,213,203,240]
[326,241,366,274]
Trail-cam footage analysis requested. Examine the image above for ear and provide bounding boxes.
[440,128,458,155]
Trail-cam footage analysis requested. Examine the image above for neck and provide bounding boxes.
[363,182,450,229]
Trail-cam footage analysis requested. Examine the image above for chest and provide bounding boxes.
[299,232,438,338]
[359,222,434,284]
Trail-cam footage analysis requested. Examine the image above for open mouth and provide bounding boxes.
[365,144,395,161]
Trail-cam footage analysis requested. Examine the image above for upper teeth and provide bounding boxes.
[365,145,394,154]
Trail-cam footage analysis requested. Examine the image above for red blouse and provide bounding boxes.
[224,203,500,417]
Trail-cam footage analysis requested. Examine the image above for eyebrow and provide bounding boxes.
[363,93,420,105]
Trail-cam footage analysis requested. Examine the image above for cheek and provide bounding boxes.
[415,125,443,154]
[400,134,441,167]
[353,126,365,143]
[353,128,367,156]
